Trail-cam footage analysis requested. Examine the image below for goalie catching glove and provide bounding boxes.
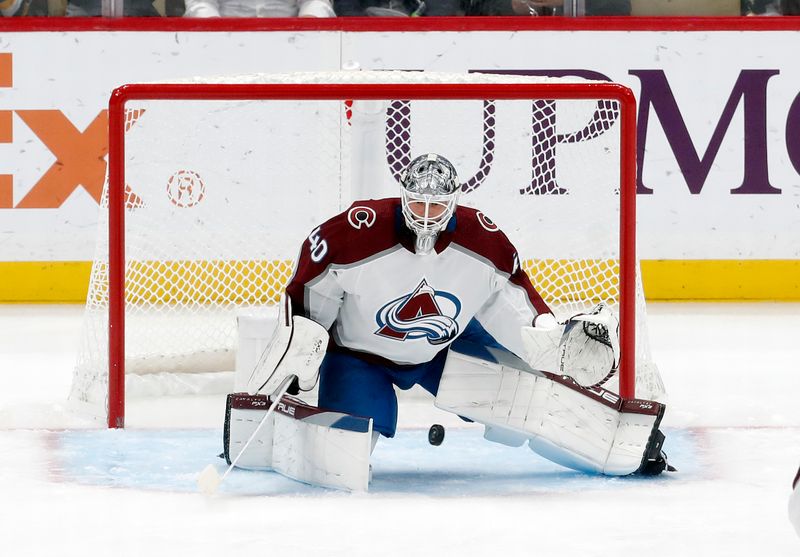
[521,303,620,388]
[246,296,329,396]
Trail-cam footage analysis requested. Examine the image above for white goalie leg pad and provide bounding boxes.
[224,394,276,469]
[245,296,329,395]
[435,350,665,476]
[224,393,372,491]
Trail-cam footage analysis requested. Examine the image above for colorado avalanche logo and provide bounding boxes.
[375,279,461,345]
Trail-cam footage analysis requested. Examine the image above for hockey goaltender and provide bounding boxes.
[211,153,673,493]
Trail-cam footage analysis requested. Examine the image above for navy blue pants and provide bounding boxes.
[316,320,508,438]
[317,349,447,438]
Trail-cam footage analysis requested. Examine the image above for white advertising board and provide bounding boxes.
[0,20,798,267]
[0,29,340,262]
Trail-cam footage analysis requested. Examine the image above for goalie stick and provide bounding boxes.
[197,375,294,496]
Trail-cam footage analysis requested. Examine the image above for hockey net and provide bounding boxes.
[71,71,666,427]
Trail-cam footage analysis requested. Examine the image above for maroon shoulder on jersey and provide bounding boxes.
[449,206,518,272]
[449,206,551,316]
[286,198,403,312]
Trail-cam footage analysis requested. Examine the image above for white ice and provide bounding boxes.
[0,303,798,556]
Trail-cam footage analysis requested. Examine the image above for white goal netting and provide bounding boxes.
[71,71,665,424]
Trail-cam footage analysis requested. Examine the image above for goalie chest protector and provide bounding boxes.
[285,198,551,367]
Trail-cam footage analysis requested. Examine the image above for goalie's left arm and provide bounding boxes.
[467,246,554,361]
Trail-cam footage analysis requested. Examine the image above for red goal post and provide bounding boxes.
[84,75,649,428]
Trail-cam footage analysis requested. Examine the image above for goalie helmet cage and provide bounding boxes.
[74,72,661,428]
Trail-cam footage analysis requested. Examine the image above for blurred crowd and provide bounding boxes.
[1,0,798,19]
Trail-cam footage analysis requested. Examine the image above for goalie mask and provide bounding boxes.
[400,153,460,254]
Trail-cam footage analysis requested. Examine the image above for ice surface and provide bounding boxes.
[0,303,798,556]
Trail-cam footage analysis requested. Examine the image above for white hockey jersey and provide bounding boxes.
[286,198,551,367]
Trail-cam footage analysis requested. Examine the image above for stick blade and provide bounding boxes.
[197,464,222,496]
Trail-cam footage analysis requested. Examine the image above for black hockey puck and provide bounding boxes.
[428,424,445,446]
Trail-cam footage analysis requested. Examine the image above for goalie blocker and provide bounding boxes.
[245,296,329,397]
[435,347,671,476]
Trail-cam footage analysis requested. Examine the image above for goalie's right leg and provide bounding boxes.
[223,392,373,492]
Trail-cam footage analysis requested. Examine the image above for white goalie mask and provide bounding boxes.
[400,153,460,253]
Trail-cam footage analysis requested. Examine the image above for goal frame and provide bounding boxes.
[106,81,638,428]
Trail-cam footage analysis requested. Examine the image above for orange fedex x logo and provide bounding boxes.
[1,52,109,209]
